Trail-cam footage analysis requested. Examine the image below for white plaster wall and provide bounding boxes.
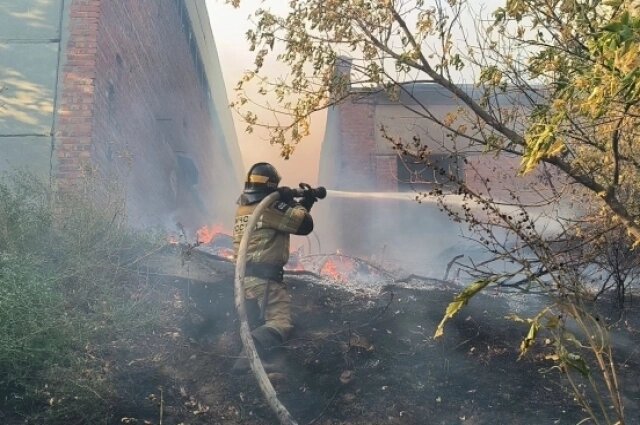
[0,0,66,176]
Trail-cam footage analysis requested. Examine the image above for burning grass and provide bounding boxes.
[2,174,636,424]
[191,224,394,285]
[4,174,635,424]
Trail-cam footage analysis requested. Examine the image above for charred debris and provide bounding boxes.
[128,235,639,425]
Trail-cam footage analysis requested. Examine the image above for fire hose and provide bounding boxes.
[234,185,326,425]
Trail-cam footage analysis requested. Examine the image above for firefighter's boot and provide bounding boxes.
[232,326,284,374]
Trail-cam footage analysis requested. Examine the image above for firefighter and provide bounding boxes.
[232,162,317,372]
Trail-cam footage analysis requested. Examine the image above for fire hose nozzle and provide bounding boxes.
[291,184,327,200]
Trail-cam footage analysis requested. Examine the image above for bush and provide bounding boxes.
[0,254,71,395]
[0,173,165,423]
[0,173,53,255]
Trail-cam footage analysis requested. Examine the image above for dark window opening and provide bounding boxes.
[397,153,463,192]
[176,154,199,187]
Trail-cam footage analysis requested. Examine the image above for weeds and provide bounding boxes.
[0,172,167,423]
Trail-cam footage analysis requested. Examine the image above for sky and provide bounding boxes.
[206,0,326,187]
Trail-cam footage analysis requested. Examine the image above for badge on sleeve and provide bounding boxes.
[274,201,290,212]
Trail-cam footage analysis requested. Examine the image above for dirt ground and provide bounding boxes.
[84,247,640,424]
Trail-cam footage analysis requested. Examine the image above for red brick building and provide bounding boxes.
[1,0,242,229]
[319,59,535,198]
[316,59,551,274]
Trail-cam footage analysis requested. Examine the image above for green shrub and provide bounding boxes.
[0,173,53,255]
[0,173,165,423]
[0,254,71,395]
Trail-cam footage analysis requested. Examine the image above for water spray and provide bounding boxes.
[324,189,563,235]
[326,189,421,202]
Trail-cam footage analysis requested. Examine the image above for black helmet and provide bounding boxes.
[240,162,281,204]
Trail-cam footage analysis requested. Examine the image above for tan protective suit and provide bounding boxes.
[233,197,313,340]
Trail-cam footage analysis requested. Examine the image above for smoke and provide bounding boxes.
[310,189,570,281]
[312,193,475,279]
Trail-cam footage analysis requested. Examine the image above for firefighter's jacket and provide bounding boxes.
[233,196,313,288]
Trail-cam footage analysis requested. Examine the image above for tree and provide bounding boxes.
[228,0,640,423]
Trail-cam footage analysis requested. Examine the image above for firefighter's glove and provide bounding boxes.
[276,186,294,202]
[299,183,317,211]
[299,196,316,211]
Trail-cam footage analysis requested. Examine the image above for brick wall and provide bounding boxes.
[56,0,100,183]
[325,93,398,192]
[373,155,397,191]
[336,97,376,190]
[318,79,568,272]
[328,92,551,201]
[55,0,237,228]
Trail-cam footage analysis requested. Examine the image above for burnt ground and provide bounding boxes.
[75,248,640,424]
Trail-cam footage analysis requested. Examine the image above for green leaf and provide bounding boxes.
[563,352,590,377]
[602,22,624,32]
[519,320,539,359]
[434,279,492,338]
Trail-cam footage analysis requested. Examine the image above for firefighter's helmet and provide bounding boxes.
[241,162,281,203]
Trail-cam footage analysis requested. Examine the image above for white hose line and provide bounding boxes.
[234,191,298,425]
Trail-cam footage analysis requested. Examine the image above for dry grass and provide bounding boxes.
[0,172,168,424]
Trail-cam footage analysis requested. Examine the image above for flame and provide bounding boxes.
[320,259,344,281]
[220,250,235,261]
[196,224,225,244]
[193,225,318,268]
[195,224,236,261]
[167,235,179,245]
[320,256,358,283]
